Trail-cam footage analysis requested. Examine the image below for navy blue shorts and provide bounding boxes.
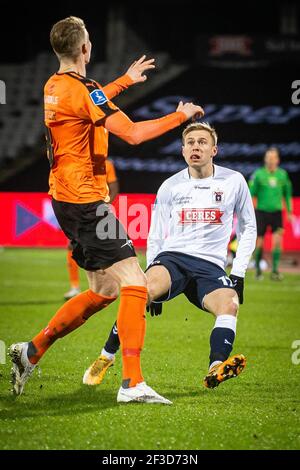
[147,251,235,311]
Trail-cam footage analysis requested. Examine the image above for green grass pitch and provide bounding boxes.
[0,248,299,450]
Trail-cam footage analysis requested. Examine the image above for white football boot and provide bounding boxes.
[64,287,81,300]
[117,381,172,405]
[9,342,36,395]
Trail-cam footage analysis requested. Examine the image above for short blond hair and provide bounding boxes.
[50,16,86,61]
[182,122,218,146]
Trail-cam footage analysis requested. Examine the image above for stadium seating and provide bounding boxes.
[0,53,57,165]
[0,51,175,169]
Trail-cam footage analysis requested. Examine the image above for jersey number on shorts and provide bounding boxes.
[218,275,233,286]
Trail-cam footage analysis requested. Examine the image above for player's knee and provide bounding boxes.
[90,282,119,298]
[147,280,160,302]
[121,270,147,288]
[120,260,146,286]
[223,298,239,316]
[106,257,147,287]
[96,284,119,298]
[217,292,239,316]
[88,271,119,298]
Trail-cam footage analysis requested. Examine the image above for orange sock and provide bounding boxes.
[67,248,79,288]
[117,286,147,388]
[29,290,116,364]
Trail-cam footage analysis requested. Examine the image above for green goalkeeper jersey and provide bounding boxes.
[249,167,292,213]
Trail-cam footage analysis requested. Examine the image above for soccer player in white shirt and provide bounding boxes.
[83,122,257,390]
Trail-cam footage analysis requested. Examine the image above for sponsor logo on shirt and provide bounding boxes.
[173,196,193,204]
[178,208,224,224]
[212,189,225,204]
[90,89,108,106]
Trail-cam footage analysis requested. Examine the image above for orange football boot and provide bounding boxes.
[204,354,246,389]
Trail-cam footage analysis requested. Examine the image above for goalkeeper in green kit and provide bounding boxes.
[249,147,293,280]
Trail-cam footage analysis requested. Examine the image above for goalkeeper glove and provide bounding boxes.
[229,274,244,305]
[146,302,163,316]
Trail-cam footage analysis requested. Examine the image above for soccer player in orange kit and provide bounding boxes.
[9,16,204,404]
[64,159,119,300]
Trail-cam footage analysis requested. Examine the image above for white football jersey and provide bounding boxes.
[147,164,257,278]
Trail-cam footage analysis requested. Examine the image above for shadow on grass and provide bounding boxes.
[0,382,216,418]
[0,385,118,420]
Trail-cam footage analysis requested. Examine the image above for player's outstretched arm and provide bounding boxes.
[146,183,171,266]
[144,182,171,317]
[231,176,257,303]
[103,55,155,100]
[104,102,204,145]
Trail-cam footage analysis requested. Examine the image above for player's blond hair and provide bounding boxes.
[182,122,218,146]
[50,16,86,61]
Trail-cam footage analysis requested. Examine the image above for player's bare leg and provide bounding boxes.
[203,288,246,388]
[9,270,119,395]
[64,244,81,300]
[146,265,172,302]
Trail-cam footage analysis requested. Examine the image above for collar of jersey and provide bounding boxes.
[56,71,85,78]
[186,164,216,180]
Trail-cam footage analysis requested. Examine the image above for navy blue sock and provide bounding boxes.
[103,321,120,355]
[209,327,235,366]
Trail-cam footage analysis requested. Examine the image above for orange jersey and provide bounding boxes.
[45,72,188,203]
[48,158,117,195]
[106,159,118,184]
[45,72,118,203]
